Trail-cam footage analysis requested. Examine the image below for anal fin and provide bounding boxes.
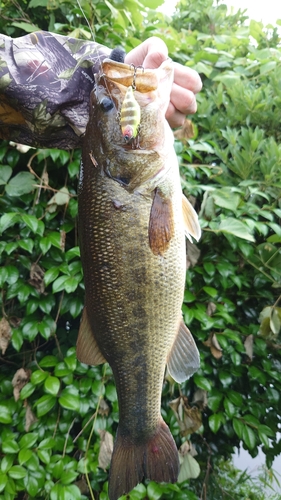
[182,194,201,242]
[76,307,106,365]
[149,187,174,256]
[167,320,200,383]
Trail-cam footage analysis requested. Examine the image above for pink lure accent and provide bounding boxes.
[122,125,133,140]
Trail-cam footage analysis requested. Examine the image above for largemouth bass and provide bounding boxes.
[77,57,201,500]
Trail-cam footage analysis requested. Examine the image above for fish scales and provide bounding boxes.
[79,159,185,434]
[77,58,201,500]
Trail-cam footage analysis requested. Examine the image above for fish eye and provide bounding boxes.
[100,97,114,112]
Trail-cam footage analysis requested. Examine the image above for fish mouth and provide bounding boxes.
[94,58,174,151]
[98,57,174,100]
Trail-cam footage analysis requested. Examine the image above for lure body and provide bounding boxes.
[120,86,141,143]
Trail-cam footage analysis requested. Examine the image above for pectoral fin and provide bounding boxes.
[167,320,200,383]
[149,187,174,255]
[182,195,201,242]
[76,307,106,365]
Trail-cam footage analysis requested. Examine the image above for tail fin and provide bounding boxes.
[108,419,179,500]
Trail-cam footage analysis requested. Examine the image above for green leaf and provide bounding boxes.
[64,276,80,293]
[5,172,35,196]
[38,316,56,339]
[1,455,14,473]
[68,160,79,178]
[11,328,23,351]
[105,384,117,402]
[60,470,79,485]
[258,425,274,438]
[184,290,196,302]
[0,472,8,492]
[44,267,60,286]
[37,449,51,464]
[24,473,40,496]
[39,236,52,254]
[18,238,34,253]
[223,398,236,418]
[209,413,223,433]
[260,61,276,75]
[0,212,19,233]
[50,483,81,500]
[203,286,218,298]
[193,374,212,392]
[65,246,80,261]
[4,266,19,285]
[242,424,256,450]
[212,189,240,210]
[64,353,77,371]
[2,440,19,454]
[19,433,38,449]
[19,382,35,399]
[219,371,232,387]
[18,449,33,465]
[21,214,39,233]
[208,391,223,412]
[48,186,70,206]
[52,275,69,293]
[35,394,56,417]
[59,390,80,411]
[227,390,243,406]
[31,370,48,385]
[218,218,255,242]
[28,0,48,7]
[140,0,163,8]
[44,376,60,396]
[38,437,56,450]
[54,362,72,377]
[11,21,40,32]
[233,418,244,439]
[48,231,62,249]
[203,262,215,276]
[22,320,38,341]
[0,403,12,424]
[146,481,164,500]
[258,429,269,448]
[0,165,12,184]
[39,355,59,368]
[178,454,200,482]
[8,465,27,479]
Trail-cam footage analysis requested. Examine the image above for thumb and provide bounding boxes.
[125,37,169,69]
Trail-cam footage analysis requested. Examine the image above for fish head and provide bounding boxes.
[83,58,176,192]
[89,58,174,151]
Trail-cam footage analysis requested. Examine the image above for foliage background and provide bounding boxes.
[0,0,281,498]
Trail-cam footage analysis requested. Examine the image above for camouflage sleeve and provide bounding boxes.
[0,31,110,149]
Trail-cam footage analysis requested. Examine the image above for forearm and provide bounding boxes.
[0,31,110,149]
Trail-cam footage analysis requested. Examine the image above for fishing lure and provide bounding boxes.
[76,0,141,146]
[120,85,141,144]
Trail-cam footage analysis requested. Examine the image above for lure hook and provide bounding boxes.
[129,63,144,90]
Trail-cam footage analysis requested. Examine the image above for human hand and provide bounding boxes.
[125,37,202,128]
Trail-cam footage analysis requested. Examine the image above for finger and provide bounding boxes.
[173,62,202,94]
[165,103,186,129]
[124,36,168,68]
[170,83,198,116]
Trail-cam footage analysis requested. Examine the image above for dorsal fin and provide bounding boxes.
[76,307,106,365]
